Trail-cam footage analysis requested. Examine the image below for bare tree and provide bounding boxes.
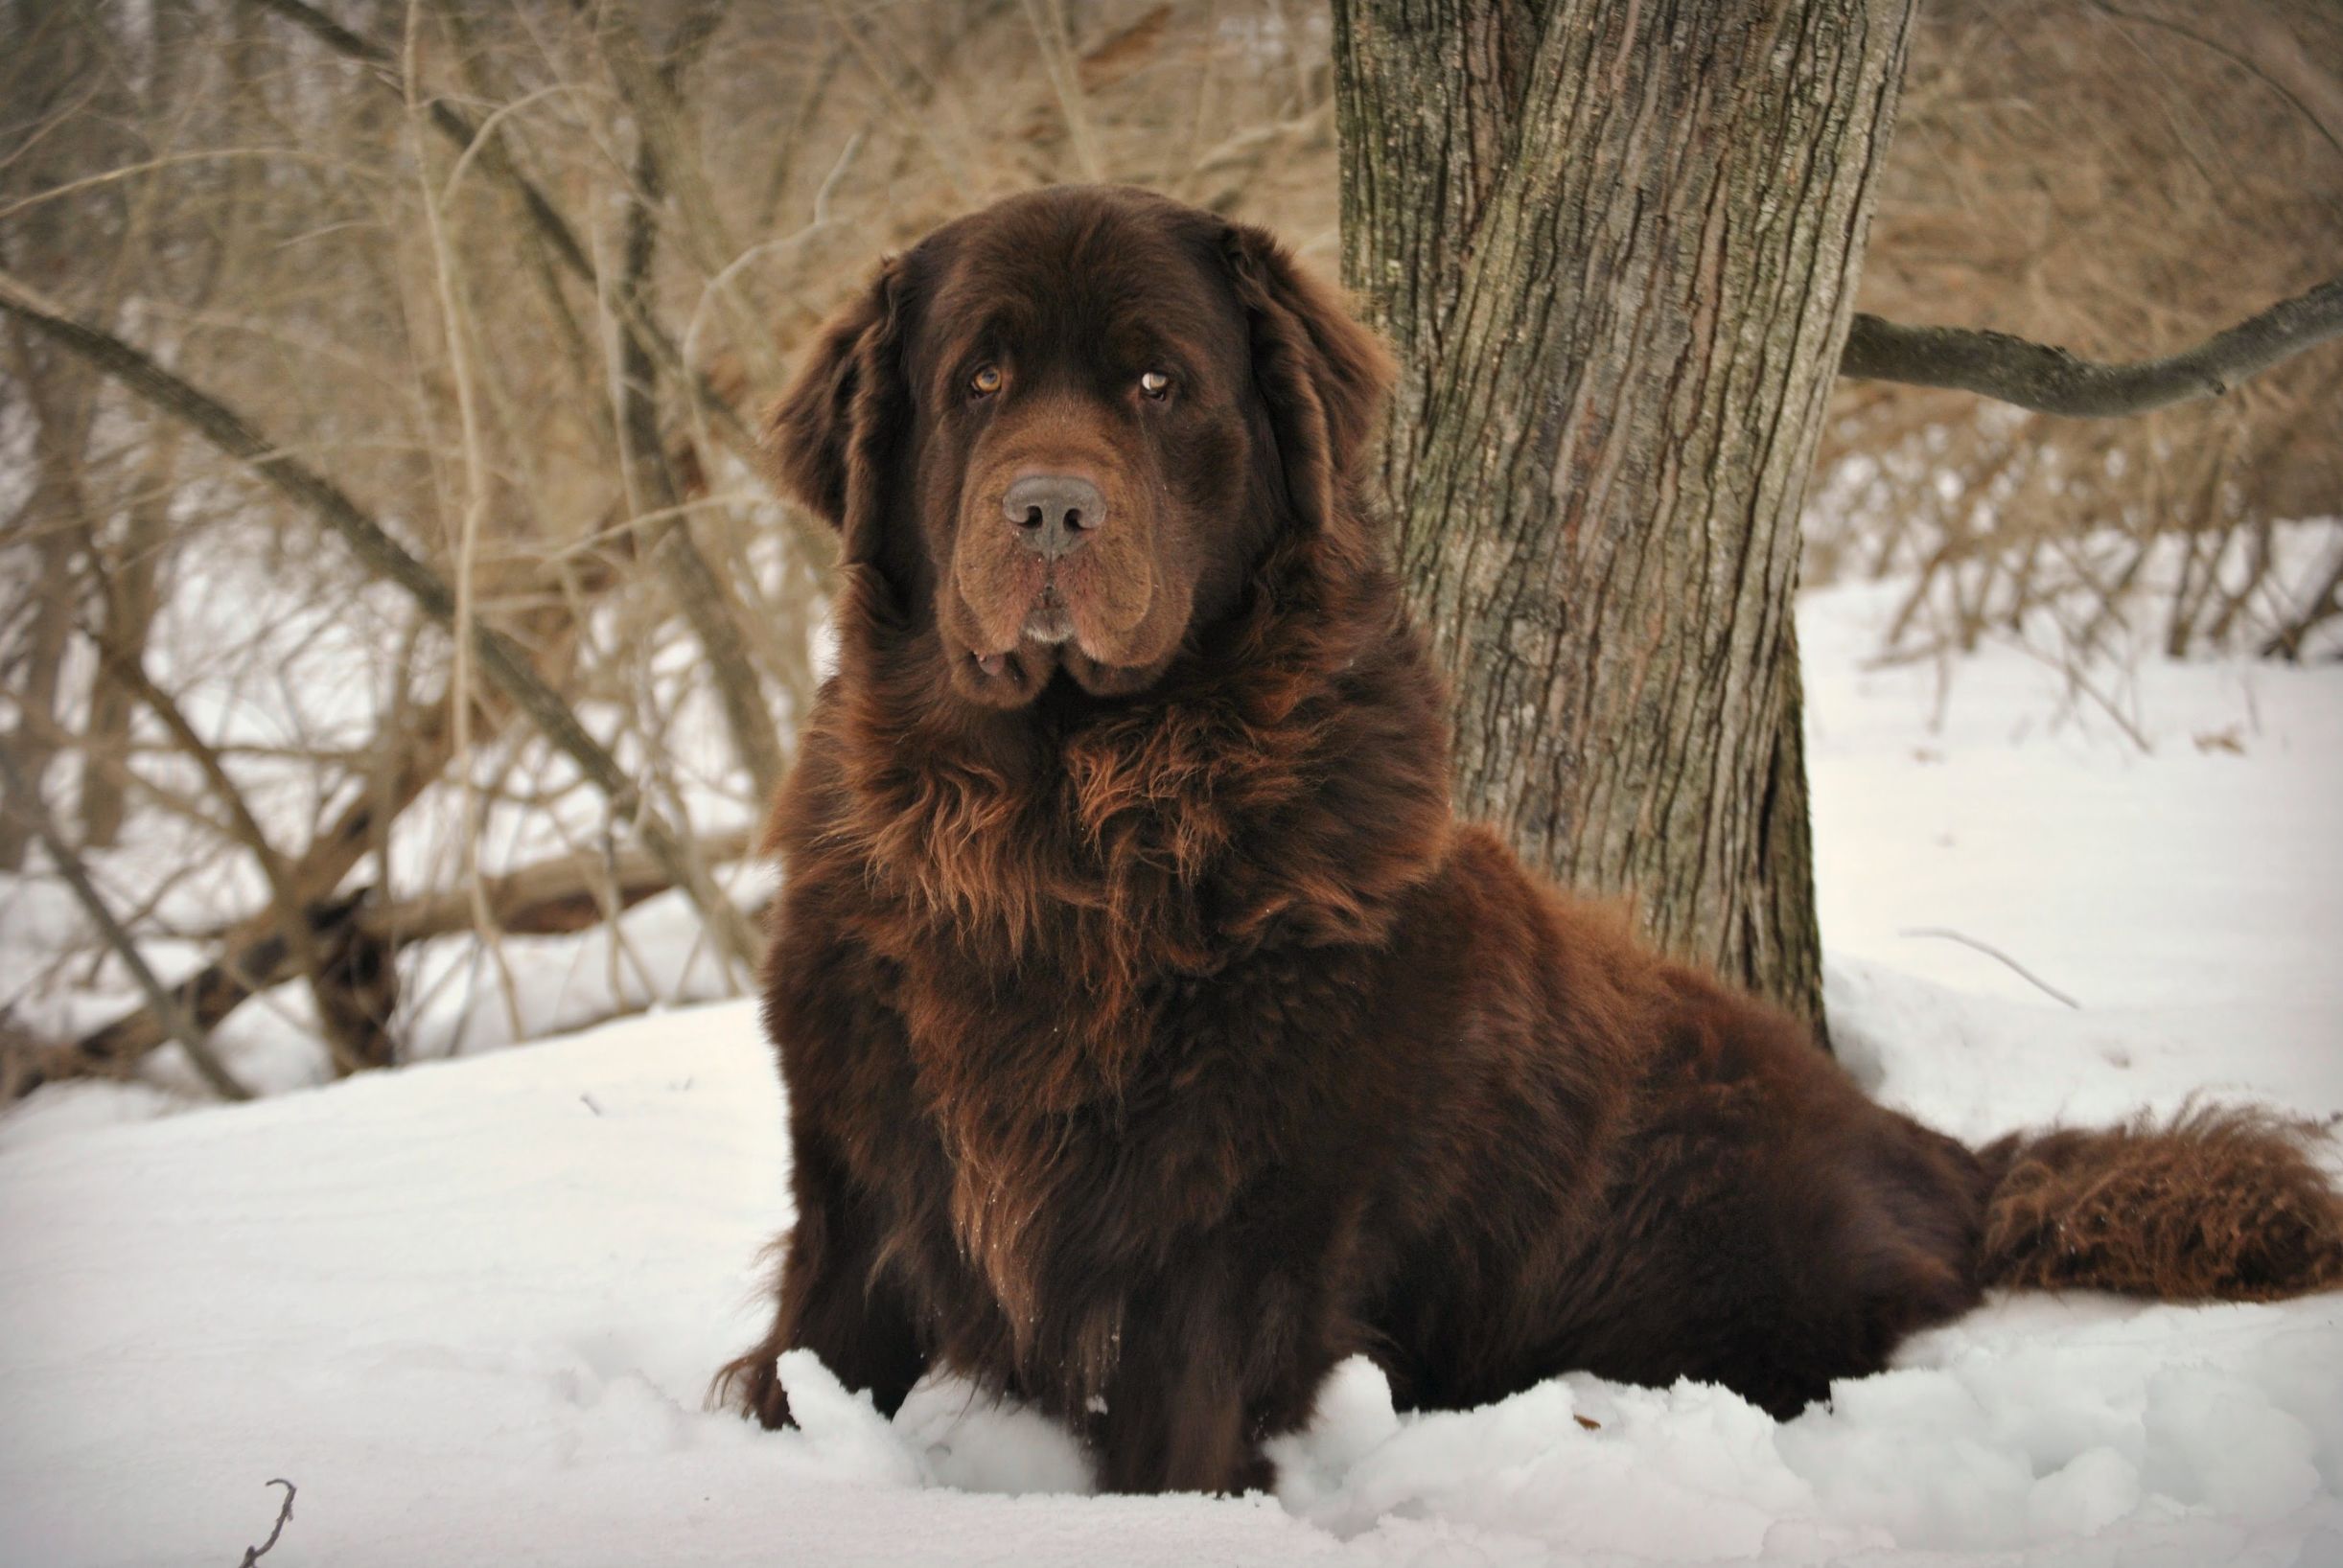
[5,0,2329,1095]
[1334,0,1912,1030]
[1334,0,2342,1033]
[0,0,1342,1095]
[1810,0,2343,667]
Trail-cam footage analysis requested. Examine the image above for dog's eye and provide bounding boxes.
[1139,370,1172,401]
[969,365,1003,399]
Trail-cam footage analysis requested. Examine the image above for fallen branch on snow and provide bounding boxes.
[1899,927,2082,1009]
[238,1478,295,1566]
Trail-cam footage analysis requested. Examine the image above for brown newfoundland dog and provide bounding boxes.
[719,185,2343,1494]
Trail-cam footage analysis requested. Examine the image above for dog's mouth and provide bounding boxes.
[949,509,1181,703]
[965,595,1172,700]
[971,585,1079,677]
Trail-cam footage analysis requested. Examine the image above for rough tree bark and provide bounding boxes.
[81,446,175,848]
[1334,0,1917,1034]
[0,514,77,873]
[0,320,93,873]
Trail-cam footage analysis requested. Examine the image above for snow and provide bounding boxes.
[3,575,2340,1567]
[0,496,784,1076]
[1802,574,2343,1142]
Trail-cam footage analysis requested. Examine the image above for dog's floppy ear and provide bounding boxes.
[1223,223,1396,572]
[763,258,909,569]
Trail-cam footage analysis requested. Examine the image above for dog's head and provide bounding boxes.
[766,186,1394,707]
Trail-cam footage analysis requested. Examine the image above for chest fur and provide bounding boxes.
[888,939,1350,1357]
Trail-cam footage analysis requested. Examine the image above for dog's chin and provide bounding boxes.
[951,602,1175,708]
[1022,602,1079,647]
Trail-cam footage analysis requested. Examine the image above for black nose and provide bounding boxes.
[1002,473,1104,560]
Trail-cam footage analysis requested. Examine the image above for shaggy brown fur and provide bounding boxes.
[717,185,2343,1494]
[1980,1108,2343,1299]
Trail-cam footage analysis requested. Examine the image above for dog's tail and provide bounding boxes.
[1971,1105,2343,1299]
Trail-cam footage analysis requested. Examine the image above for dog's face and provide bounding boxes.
[766,187,1392,708]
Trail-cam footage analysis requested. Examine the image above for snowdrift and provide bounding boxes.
[3,577,2339,1566]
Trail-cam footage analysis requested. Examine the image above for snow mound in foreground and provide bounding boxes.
[2,1003,2338,1568]
[5,577,2341,1565]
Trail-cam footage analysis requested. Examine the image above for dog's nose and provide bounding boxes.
[1003,473,1104,560]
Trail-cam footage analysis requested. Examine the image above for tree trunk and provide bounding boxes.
[0,521,76,872]
[80,451,174,848]
[1334,0,1915,1034]
[0,319,93,872]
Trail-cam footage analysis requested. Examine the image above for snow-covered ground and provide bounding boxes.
[2,574,2339,1567]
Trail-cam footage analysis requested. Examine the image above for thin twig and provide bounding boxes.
[2082,0,2343,162]
[239,1478,296,1566]
[0,269,760,972]
[1899,927,2082,1009]
[244,0,779,483]
[0,149,388,223]
[0,744,253,1099]
[406,13,530,1049]
[1021,0,1105,181]
[818,0,972,197]
[81,622,380,1075]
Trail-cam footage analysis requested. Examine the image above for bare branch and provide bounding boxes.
[1020,0,1105,182]
[2083,0,2343,162]
[361,827,754,944]
[0,742,253,1100]
[1841,276,2343,417]
[85,626,387,1073]
[1899,927,2082,1009]
[242,0,779,475]
[0,269,760,972]
[0,149,391,224]
[44,699,462,1092]
[600,69,790,803]
[405,26,530,1049]
[2262,545,2343,662]
[239,1479,296,1567]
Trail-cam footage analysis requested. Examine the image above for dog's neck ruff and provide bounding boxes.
[809,541,1454,1002]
